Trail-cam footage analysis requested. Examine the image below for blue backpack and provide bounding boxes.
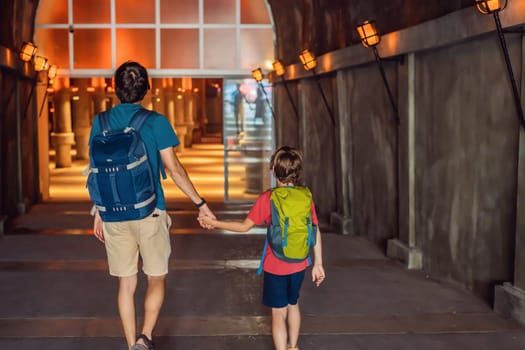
[87,109,157,222]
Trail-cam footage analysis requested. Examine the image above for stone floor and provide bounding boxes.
[1,143,525,349]
[1,200,525,350]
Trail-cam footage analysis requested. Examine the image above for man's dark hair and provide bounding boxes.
[114,61,150,103]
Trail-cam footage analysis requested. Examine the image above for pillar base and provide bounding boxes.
[330,212,353,235]
[175,126,188,152]
[51,132,75,168]
[73,127,91,160]
[183,123,194,148]
[494,282,525,327]
[387,238,423,269]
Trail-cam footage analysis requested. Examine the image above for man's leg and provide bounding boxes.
[287,303,301,348]
[118,274,138,349]
[136,274,166,345]
[272,307,288,350]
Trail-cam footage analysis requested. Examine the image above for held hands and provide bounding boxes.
[312,264,325,287]
[197,204,216,229]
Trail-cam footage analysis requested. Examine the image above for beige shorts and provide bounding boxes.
[102,209,172,277]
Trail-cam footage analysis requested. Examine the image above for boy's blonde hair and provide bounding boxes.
[270,146,303,186]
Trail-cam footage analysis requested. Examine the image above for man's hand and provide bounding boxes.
[93,211,104,243]
[312,264,325,287]
[198,204,216,229]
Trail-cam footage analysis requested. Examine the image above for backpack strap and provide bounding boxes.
[129,108,168,180]
[257,236,269,275]
[129,108,151,131]
[98,111,111,133]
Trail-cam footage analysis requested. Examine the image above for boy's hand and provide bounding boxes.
[198,215,215,228]
[312,264,325,287]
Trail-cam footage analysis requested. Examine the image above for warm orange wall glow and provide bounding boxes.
[116,29,156,68]
[74,29,112,69]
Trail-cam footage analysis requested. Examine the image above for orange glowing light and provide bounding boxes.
[299,49,317,71]
[251,68,264,82]
[272,60,286,77]
[33,56,49,72]
[475,0,507,14]
[356,20,381,48]
[19,42,37,62]
[86,87,95,93]
[47,65,57,80]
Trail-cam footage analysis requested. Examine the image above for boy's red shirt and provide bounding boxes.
[247,189,319,276]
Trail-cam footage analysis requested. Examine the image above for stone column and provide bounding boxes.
[385,53,422,269]
[494,36,525,327]
[151,79,166,115]
[91,78,108,117]
[164,89,176,126]
[330,71,353,234]
[50,79,75,168]
[71,80,92,160]
[183,90,195,148]
[173,89,187,152]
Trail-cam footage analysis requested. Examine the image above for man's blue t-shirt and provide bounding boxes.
[88,103,180,210]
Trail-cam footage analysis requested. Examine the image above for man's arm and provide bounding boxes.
[160,146,215,221]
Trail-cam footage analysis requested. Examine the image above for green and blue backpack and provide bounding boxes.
[257,186,318,274]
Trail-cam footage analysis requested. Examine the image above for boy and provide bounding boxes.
[89,61,215,350]
[199,146,325,350]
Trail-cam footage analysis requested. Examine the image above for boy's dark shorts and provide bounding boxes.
[262,270,306,308]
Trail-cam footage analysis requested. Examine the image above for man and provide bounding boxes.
[89,61,214,350]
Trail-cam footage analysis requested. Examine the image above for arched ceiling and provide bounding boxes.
[0,0,38,50]
[2,0,474,69]
[267,0,474,65]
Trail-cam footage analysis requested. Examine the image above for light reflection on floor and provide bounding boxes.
[49,143,261,202]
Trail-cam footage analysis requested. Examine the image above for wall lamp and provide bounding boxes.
[475,0,525,129]
[19,42,37,62]
[47,64,57,84]
[272,60,300,121]
[298,49,335,125]
[251,67,276,122]
[33,55,49,72]
[356,20,400,124]
[18,41,51,120]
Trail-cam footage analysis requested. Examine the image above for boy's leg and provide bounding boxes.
[287,303,301,348]
[272,307,289,350]
[118,274,138,348]
[137,274,167,345]
[286,270,305,349]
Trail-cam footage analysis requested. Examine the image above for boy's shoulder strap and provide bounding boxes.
[129,108,152,131]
